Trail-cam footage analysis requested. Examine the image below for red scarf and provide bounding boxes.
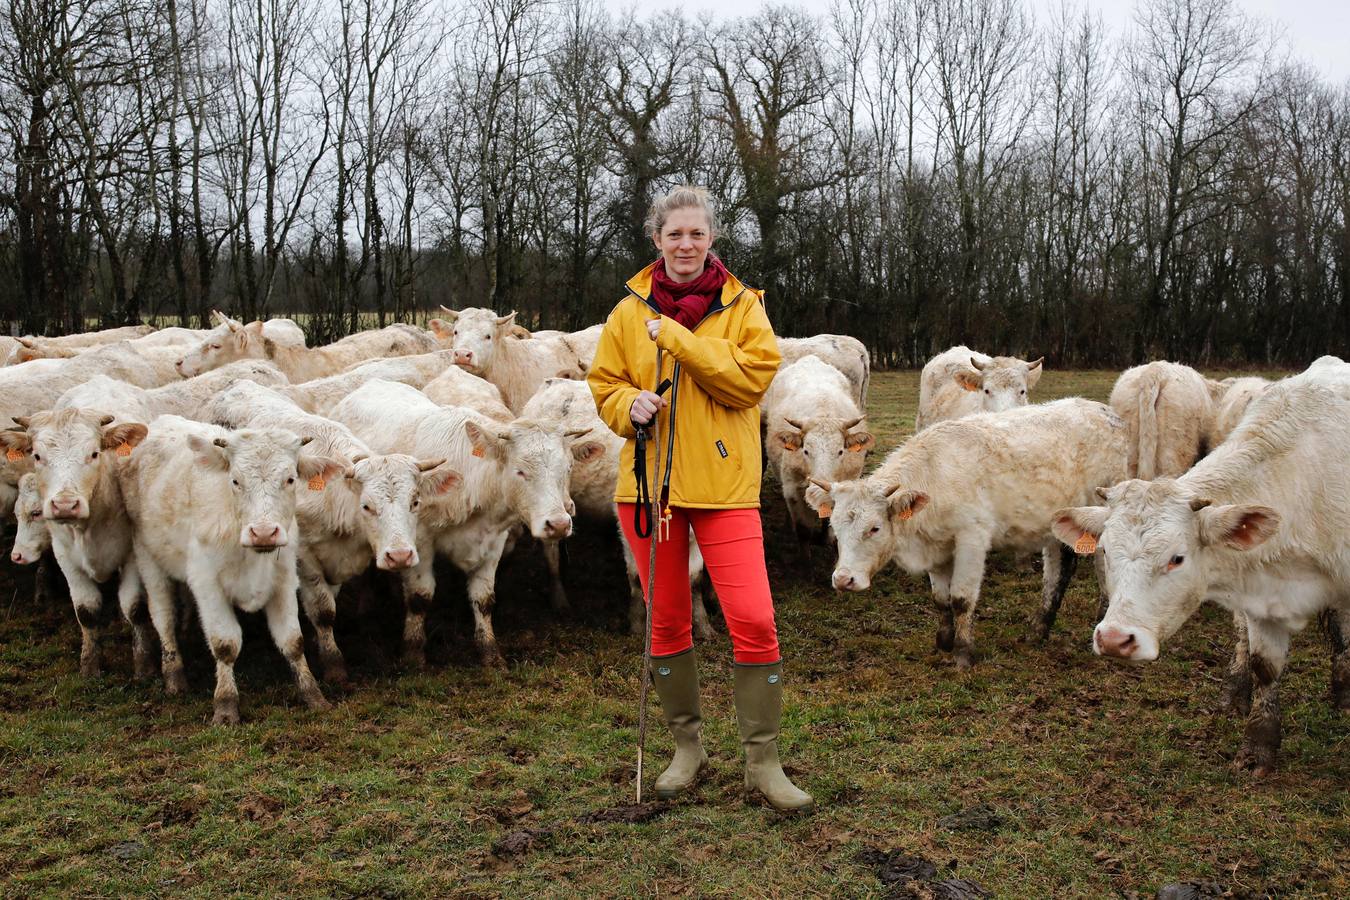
[649,254,728,329]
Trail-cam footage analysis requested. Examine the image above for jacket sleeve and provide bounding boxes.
[587,307,640,440]
[655,295,781,409]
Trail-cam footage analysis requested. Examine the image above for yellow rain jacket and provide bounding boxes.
[588,261,781,509]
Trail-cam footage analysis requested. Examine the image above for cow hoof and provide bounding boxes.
[133,656,158,680]
[480,651,508,670]
[399,650,427,671]
[1233,746,1277,777]
[212,704,241,726]
[953,652,974,672]
[164,668,188,696]
[303,693,331,712]
[550,587,571,615]
[935,629,955,653]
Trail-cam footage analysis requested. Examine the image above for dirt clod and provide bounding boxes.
[492,827,552,857]
[936,803,1004,833]
[1155,882,1253,900]
[929,878,993,899]
[857,847,991,899]
[576,801,668,825]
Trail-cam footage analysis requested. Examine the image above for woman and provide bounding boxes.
[587,185,812,812]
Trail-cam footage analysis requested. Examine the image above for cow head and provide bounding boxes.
[772,415,874,484]
[0,409,147,522]
[187,428,343,551]
[1051,478,1279,661]
[177,311,265,377]
[430,306,517,374]
[343,454,461,570]
[805,477,928,592]
[464,417,587,540]
[10,473,49,564]
[956,355,1043,413]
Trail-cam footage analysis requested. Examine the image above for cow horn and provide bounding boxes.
[417,457,446,472]
[1027,357,1044,370]
[564,427,593,439]
[841,416,863,432]
[784,417,805,431]
[350,453,368,464]
[1189,497,1213,511]
[17,336,35,348]
[12,416,30,429]
[438,305,458,318]
[1095,487,1111,502]
[98,414,115,426]
[298,435,314,447]
[970,356,987,371]
[807,477,833,491]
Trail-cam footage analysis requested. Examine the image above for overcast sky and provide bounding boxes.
[606,0,1350,84]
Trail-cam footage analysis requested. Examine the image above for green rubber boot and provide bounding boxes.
[650,648,709,799]
[734,661,814,812]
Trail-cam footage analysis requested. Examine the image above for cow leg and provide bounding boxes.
[1031,542,1077,641]
[265,582,329,712]
[58,553,105,678]
[137,546,186,694]
[190,582,244,726]
[36,551,66,607]
[1235,619,1289,777]
[464,532,509,669]
[542,539,570,614]
[116,564,157,680]
[297,552,347,685]
[1219,611,1253,716]
[1327,606,1350,711]
[928,562,955,653]
[398,545,436,669]
[949,539,990,671]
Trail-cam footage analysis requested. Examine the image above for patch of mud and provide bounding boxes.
[936,803,1004,833]
[855,848,991,899]
[107,840,149,861]
[1152,882,1268,900]
[492,827,553,857]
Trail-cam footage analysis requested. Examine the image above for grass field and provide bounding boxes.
[1,370,1346,898]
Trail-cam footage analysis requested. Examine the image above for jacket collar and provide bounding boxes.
[626,259,749,318]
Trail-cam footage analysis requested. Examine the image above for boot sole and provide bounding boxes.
[654,761,709,800]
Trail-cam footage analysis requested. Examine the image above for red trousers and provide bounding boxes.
[618,504,780,664]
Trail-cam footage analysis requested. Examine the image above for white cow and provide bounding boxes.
[176,319,436,381]
[1052,360,1350,774]
[208,380,458,682]
[915,346,1043,431]
[428,307,587,412]
[171,312,307,377]
[9,473,49,566]
[2,325,156,365]
[777,334,871,408]
[1109,361,1216,480]
[807,398,1128,669]
[329,379,589,667]
[763,355,874,544]
[277,352,456,416]
[520,377,717,637]
[0,408,152,681]
[423,366,514,422]
[1206,376,1272,448]
[120,416,340,723]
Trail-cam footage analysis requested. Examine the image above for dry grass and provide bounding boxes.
[0,369,1346,897]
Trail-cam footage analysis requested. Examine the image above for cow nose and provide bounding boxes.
[832,570,857,591]
[50,496,82,518]
[383,548,415,569]
[1095,625,1138,658]
[248,523,281,545]
[453,349,473,364]
[11,550,24,564]
[543,514,572,538]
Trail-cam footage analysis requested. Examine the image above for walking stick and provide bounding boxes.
[634,352,670,805]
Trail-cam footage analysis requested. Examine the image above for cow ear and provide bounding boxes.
[0,429,33,458]
[101,422,148,452]
[419,462,462,495]
[1050,506,1108,553]
[773,430,803,451]
[803,480,832,515]
[1025,357,1044,389]
[1198,504,1280,551]
[187,433,229,470]
[298,454,347,485]
[954,370,982,392]
[464,420,506,460]
[884,484,928,521]
[508,324,532,339]
[244,320,265,336]
[428,318,453,340]
[262,336,278,358]
[571,440,605,463]
[844,430,874,452]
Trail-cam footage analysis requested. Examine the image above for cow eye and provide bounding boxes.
[1020,389,1026,396]
[362,504,373,514]
[868,525,881,535]
[287,476,295,485]
[231,478,239,487]
[984,389,990,395]
[411,497,420,509]
[210,343,221,350]
[91,450,99,459]
[485,334,492,341]
[32,453,41,463]
[837,449,843,456]
[1168,555,1185,571]
[515,469,526,478]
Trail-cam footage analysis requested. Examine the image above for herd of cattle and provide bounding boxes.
[1,311,1347,777]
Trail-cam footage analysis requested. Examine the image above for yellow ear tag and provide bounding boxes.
[307,474,326,492]
[898,507,914,520]
[115,442,133,457]
[1074,532,1098,555]
[472,446,485,458]
[6,448,24,462]
[817,502,833,519]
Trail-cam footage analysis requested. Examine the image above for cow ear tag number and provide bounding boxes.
[1074,532,1098,555]
[308,474,326,492]
[817,502,833,519]
[472,446,485,458]
[898,507,913,520]
[115,442,133,458]
[6,448,24,462]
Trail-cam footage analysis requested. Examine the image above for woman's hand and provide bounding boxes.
[630,390,668,428]
[645,317,661,341]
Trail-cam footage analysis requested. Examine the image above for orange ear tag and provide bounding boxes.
[1074,532,1098,555]
[817,502,833,519]
[960,380,980,392]
[848,443,865,453]
[6,448,24,462]
[115,442,133,457]
[898,507,914,520]
[307,474,326,491]
[472,446,485,458]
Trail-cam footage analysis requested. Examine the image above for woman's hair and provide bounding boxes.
[644,185,720,239]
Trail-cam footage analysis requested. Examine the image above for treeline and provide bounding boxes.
[0,0,1347,365]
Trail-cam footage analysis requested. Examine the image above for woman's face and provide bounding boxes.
[653,207,713,283]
